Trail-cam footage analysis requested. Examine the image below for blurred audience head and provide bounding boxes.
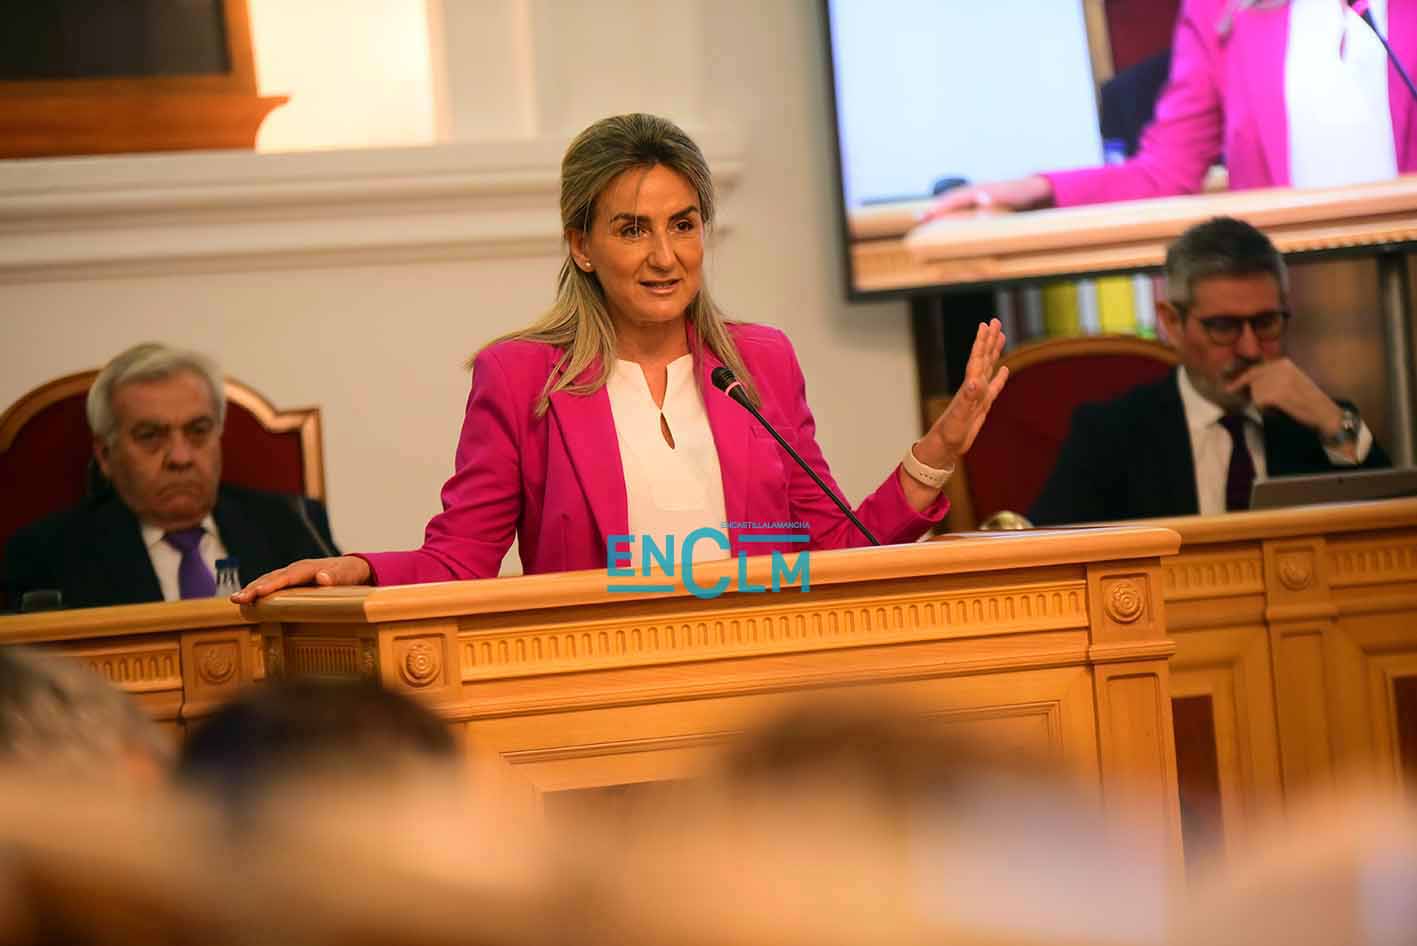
[0,645,171,783]
[87,342,226,531]
[1160,216,1291,411]
[570,697,1169,946]
[176,677,458,822]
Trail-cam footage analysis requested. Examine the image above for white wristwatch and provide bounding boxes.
[901,444,955,489]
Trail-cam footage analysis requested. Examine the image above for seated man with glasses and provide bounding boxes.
[1030,216,1389,526]
[2,343,338,611]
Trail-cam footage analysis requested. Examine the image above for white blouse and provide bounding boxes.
[607,354,729,568]
[1286,0,1397,188]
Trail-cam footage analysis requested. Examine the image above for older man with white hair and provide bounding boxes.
[2,343,337,610]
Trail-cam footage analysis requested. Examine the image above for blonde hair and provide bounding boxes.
[477,113,758,413]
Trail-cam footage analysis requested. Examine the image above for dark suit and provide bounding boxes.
[2,484,337,610]
[1029,371,1392,526]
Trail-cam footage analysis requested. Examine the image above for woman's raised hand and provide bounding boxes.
[922,318,1009,468]
[230,555,372,604]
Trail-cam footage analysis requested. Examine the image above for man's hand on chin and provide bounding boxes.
[1226,359,1356,459]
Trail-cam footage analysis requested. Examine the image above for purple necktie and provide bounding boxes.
[163,527,216,599]
[1219,414,1255,512]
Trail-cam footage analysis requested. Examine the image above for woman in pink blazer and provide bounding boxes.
[236,115,1008,598]
[926,0,1417,215]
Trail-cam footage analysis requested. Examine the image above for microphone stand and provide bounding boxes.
[1352,2,1417,102]
[712,368,881,547]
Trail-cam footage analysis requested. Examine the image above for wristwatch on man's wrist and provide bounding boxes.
[1322,406,1360,448]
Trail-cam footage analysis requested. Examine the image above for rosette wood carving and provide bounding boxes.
[1104,579,1145,625]
[195,641,239,685]
[398,639,442,688]
[1277,551,1314,591]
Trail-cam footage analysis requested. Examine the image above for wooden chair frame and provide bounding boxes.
[0,370,326,502]
[925,334,1180,532]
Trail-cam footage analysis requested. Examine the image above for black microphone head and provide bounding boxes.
[711,366,752,409]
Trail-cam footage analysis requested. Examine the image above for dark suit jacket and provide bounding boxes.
[2,484,338,611]
[1029,372,1392,526]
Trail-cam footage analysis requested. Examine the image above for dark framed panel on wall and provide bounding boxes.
[0,0,287,159]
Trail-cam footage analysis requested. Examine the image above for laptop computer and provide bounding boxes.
[1250,467,1417,511]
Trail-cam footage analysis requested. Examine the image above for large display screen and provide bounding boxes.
[823,0,1417,299]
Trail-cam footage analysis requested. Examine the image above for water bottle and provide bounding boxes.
[215,558,242,598]
[1103,137,1129,166]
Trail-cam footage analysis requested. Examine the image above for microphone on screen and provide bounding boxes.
[1347,0,1417,102]
[710,366,880,547]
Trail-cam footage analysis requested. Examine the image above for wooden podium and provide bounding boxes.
[6,501,1417,868]
[1151,497,1417,865]
[0,527,1185,866]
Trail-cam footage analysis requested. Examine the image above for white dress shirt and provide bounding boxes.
[607,355,729,569]
[1176,369,1372,516]
[1286,0,1397,188]
[140,515,228,601]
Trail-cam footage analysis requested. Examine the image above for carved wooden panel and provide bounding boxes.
[1396,675,1417,789]
[1362,652,1417,788]
[1327,535,1417,587]
[1167,624,1283,861]
[58,641,182,694]
[1088,563,1167,646]
[179,627,255,718]
[1172,694,1223,870]
[1268,626,1334,788]
[467,667,1098,805]
[1164,549,1265,601]
[286,637,362,679]
[459,580,1089,683]
[395,636,446,690]
[1092,663,1182,868]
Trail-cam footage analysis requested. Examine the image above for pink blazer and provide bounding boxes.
[1046,0,1417,204]
[359,323,947,585]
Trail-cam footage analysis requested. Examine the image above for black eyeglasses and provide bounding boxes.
[1191,310,1290,345]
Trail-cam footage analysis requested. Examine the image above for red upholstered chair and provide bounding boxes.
[926,335,1180,531]
[0,370,325,578]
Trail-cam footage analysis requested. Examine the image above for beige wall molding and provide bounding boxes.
[0,133,741,282]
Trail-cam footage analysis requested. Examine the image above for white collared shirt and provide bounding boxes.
[607,354,728,568]
[1176,369,1372,516]
[1286,0,1397,188]
[141,515,229,601]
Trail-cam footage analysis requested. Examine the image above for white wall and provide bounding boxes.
[0,2,917,572]
[248,0,439,152]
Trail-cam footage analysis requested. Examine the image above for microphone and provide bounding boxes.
[288,494,338,558]
[710,366,880,547]
[1348,0,1417,102]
